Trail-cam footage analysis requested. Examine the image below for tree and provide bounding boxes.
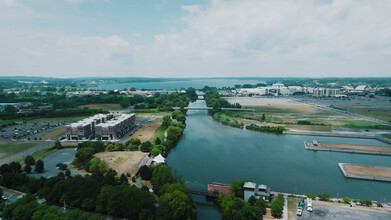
[157,189,196,220]
[229,180,245,198]
[162,116,172,128]
[140,141,153,152]
[89,158,109,174]
[151,145,167,157]
[139,165,152,180]
[318,193,330,201]
[24,155,36,166]
[24,165,32,173]
[166,126,182,142]
[306,193,316,199]
[126,138,141,146]
[119,98,130,109]
[120,173,128,184]
[271,195,284,218]
[35,159,44,173]
[155,137,161,145]
[176,114,186,124]
[261,113,265,121]
[54,140,62,149]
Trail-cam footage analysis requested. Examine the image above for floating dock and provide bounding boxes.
[338,163,391,182]
[304,141,391,156]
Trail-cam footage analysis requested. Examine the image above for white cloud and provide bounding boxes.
[1,0,391,77]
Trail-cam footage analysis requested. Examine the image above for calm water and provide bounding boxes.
[167,100,391,218]
[93,79,264,90]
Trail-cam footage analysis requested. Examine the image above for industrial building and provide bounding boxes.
[66,113,135,141]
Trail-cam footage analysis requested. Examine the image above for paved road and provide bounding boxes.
[292,98,391,127]
[0,140,55,165]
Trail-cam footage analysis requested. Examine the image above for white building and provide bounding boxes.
[66,114,112,140]
[313,88,341,97]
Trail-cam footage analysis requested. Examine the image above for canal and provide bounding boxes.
[166,99,391,219]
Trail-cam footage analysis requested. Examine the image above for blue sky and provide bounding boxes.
[0,0,390,78]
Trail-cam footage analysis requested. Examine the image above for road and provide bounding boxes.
[292,98,391,127]
[0,140,55,165]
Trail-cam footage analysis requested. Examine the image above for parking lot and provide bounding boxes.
[30,148,85,178]
[298,204,391,220]
[0,122,62,140]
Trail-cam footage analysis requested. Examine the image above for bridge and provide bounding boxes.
[187,188,219,198]
[173,107,256,112]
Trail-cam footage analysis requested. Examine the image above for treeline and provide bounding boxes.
[0,157,196,219]
[246,124,286,134]
[203,87,241,114]
[132,88,196,110]
[2,194,105,220]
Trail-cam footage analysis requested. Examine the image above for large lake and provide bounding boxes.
[166,100,391,219]
[92,79,265,90]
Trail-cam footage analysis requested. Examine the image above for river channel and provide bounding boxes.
[166,99,391,219]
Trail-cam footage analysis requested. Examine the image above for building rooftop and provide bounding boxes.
[243,182,256,189]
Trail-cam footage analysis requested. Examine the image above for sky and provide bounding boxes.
[0,0,390,78]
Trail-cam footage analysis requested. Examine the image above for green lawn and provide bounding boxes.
[154,125,166,144]
[382,134,391,139]
[16,145,56,165]
[0,142,39,160]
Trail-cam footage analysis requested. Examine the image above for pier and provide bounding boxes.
[338,163,391,182]
[304,141,391,156]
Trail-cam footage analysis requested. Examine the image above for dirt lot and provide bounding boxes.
[320,143,391,152]
[95,151,148,176]
[344,164,391,178]
[130,121,162,142]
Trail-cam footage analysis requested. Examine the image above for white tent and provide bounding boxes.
[152,154,166,165]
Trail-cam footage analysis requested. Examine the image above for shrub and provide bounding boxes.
[318,193,330,201]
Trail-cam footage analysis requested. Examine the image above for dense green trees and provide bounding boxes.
[203,87,241,114]
[229,180,245,198]
[140,141,153,152]
[218,195,263,220]
[246,124,286,134]
[271,194,284,218]
[89,158,109,174]
[139,165,152,180]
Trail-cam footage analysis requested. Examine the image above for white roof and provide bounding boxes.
[355,85,367,91]
[152,154,166,164]
[243,182,256,189]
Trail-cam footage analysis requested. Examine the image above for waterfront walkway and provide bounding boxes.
[304,141,391,156]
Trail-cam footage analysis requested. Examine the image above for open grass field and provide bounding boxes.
[344,164,391,178]
[95,151,148,176]
[129,121,162,142]
[0,142,39,160]
[27,116,86,123]
[78,103,121,110]
[154,125,166,143]
[332,106,391,122]
[38,127,66,140]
